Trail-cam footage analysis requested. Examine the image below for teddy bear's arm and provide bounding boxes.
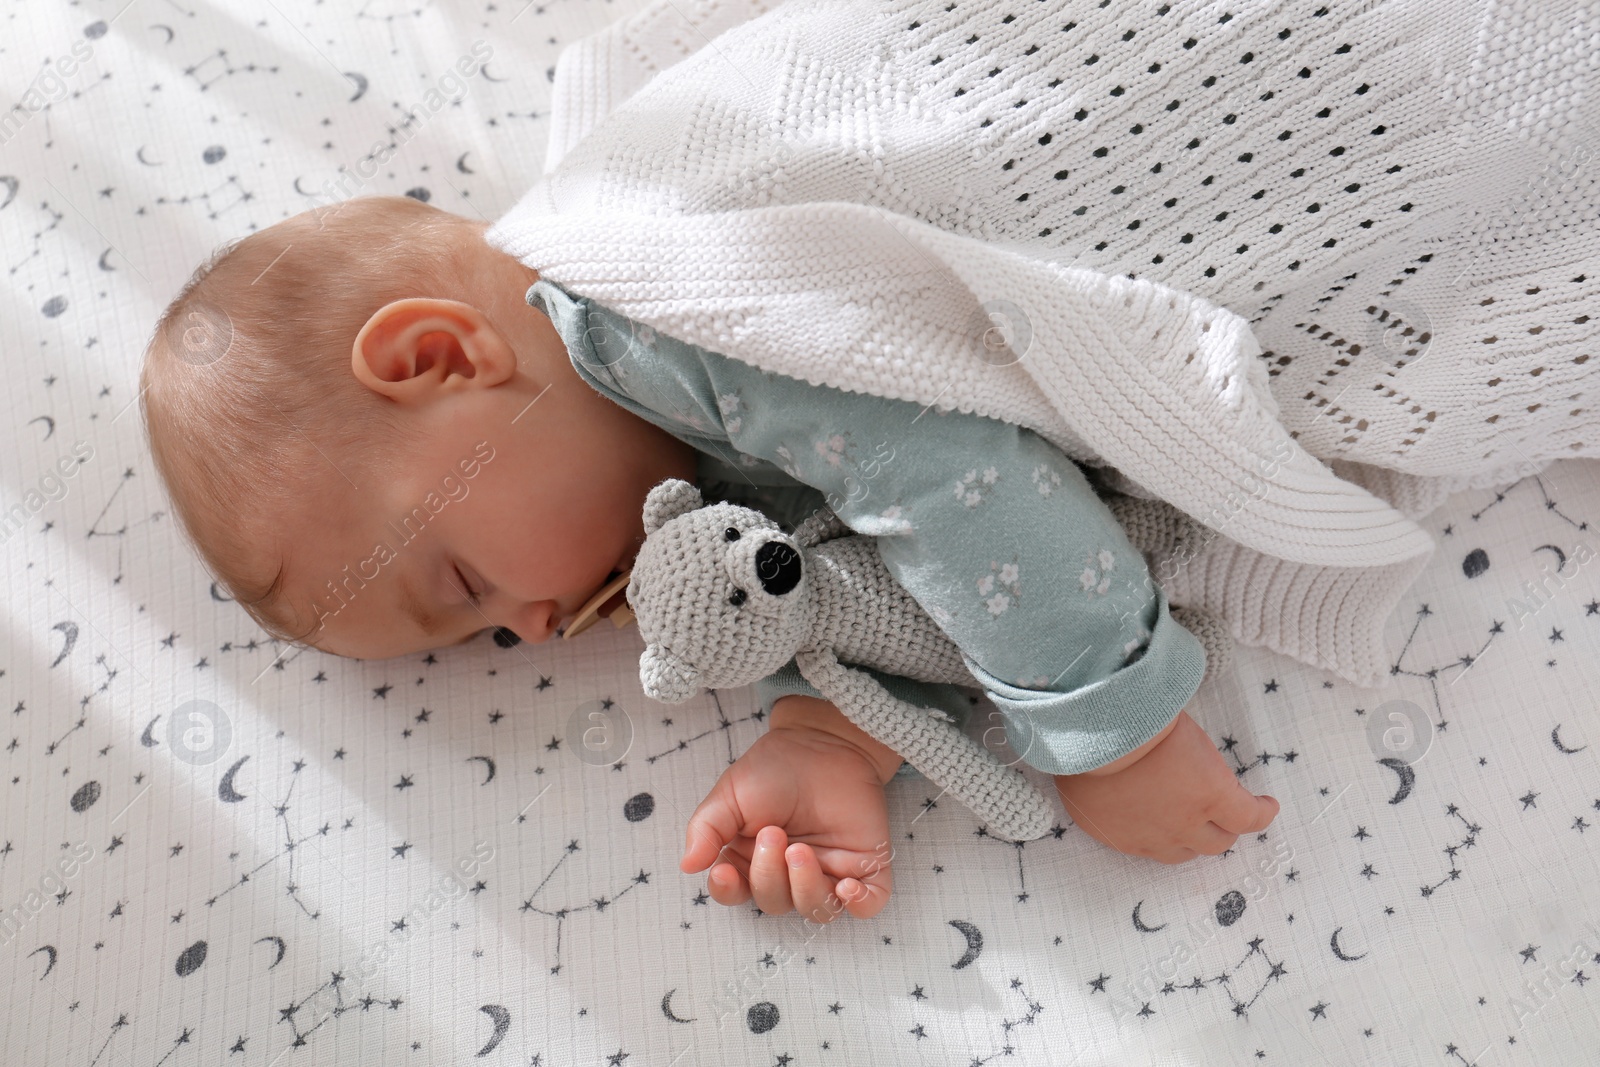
[793,647,1055,842]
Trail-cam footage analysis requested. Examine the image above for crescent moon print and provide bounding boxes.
[50,621,78,668]
[476,1004,510,1057]
[1378,758,1415,805]
[1533,544,1568,572]
[1329,927,1367,962]
[140,716,161,747]
[135,145,162,166]
[949,919,984,968]
[479,63,510,83]
[661,989,695,1023]
[343,72,368,102]
[1131,900,1167,933]
[28,415,53,439]
[292,175,317,197]
[218,756,249,803]
[97,248,117,271]
[457,152,475,174]
[29,945,57,980]
[0,175,17,211]
[149,23,175,43]
[1552,725,1587,755]
[466,755,496,785]
[209,582,234,602]
[255,935,286,969]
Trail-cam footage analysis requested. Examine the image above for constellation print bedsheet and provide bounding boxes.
[3,1,1599,1064]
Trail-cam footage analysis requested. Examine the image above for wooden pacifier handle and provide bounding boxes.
[560,569,635,640]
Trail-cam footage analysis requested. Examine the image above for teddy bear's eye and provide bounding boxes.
[724,526,741,542]
[728,587,747,607]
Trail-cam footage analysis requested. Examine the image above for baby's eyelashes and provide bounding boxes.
[450,564,482,604]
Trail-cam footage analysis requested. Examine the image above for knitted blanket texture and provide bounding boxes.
[485,0,1600,688]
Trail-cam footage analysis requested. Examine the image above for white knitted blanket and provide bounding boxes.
[485,0,1600,688]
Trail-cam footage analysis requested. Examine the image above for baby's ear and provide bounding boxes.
[350,298,516,403]
[642,478,703,535]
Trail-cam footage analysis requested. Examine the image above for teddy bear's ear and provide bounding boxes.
[639,644,702,704]
[642,478,705,535]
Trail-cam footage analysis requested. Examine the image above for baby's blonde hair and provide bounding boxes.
[140,195,488,643]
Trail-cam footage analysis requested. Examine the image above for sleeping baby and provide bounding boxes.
[139,194,1278,924]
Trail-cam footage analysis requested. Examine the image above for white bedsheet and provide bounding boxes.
[3,2,1598,1064]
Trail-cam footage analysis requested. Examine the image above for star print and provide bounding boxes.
[910,985,926,999]
[333,748,346,759]
[536,675,554,691]
[827,1002,843,1014]
[1309,1001,1328,1020]
[605,1051,629,1066]
[775,1056,794,1066]
[1137,1003,1155,1018]
[1354,826,1370,840]
[231,1036,246,1053]
[489,711,504,724]
[1588,600,1600,615]
[313,671,327,682]
[1088,974,1110,993]
[1550,627,1564,642]
[1263,679,1279,693]
[392,918,408,932]
[908,1025,927,1039]
[1521,944,1539,963]
[372,684,393,699]
[160,632,178,648]
[545,736,561,751]
[1520,791,1539,810]
[1361,864,1377,879]
[393,842,412,858]
[395,775,414,790]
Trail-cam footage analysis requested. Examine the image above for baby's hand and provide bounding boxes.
[680,695,903,922]
[1054,709,1279,864]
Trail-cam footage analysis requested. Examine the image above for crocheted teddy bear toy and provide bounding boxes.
[625,478,1058,842]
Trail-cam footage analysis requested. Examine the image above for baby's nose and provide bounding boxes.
[501,600,561,644]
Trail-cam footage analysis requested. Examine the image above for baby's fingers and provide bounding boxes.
[1210,787,1281,836]
[785,843,841,924]
[748,827,796,916]
[809,845,894,920]
[833,876,891,919]
[707,861,752,907]
[681,784,745,874]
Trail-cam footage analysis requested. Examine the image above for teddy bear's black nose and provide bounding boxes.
[754,541,802,596]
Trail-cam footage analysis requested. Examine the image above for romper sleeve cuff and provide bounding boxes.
[959,584,1208,777]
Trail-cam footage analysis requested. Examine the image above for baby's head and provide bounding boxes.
[140,195,698,659]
